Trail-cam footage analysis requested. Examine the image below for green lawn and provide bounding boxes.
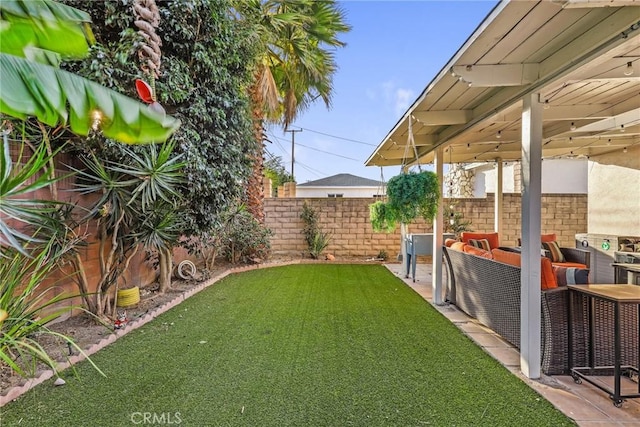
[0,264,574,426]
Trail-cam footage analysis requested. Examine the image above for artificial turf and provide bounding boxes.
[0,264,575,426]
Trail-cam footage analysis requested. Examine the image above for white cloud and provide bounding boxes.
[378,80,414,118]
[394,88,413,117]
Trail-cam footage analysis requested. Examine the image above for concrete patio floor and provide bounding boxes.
[385,261,640,426]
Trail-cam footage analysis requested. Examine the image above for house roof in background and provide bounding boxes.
[298,173,384,187]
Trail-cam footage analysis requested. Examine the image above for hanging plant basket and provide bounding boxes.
[369,170,440,233]
[386,170,439,224]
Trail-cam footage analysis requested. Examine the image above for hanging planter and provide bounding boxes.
[387,171,439,223]
[369,171,440,233]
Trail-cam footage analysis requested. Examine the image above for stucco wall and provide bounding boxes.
[483,159,588,196]
[264,194,588,258]
[295,186,385,198]
[588,146,640,236]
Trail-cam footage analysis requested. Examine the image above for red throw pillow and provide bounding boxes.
[541,233,557,243]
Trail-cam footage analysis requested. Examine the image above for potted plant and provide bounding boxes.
[369,171,440,232]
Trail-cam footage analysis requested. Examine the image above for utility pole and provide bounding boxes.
[284,128,302,179]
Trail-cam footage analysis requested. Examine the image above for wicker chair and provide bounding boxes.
[443,246,638,375]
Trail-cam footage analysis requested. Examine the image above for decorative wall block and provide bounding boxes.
[444,164,475,198]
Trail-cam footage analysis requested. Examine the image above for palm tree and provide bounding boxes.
[235,0,350,222]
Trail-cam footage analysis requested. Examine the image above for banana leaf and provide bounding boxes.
[0,0,94,59]
[1,54,181,144]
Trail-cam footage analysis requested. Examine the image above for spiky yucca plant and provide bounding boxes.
[0,239,103,378]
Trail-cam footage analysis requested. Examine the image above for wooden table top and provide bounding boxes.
[568,284,640,304]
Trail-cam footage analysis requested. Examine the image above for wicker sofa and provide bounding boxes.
[443,246,638,375]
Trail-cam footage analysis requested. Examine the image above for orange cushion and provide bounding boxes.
[541,257,557,290]
[491,249,521,267]
[461,232,499,249]
[463,245,493,259]
[445,238,458,248]
[450,242,466,252]
[490,249,557,290]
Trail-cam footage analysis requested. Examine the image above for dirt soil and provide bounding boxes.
[1,255,387,396]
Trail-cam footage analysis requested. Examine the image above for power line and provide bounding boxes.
[297,127,376,146]
[266,129,363,180]
[268,133,360,161]
[295,162,326,180]
[295,143,360,161]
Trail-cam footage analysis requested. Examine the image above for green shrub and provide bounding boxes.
[223,209,272,264]
[309,231,332,260]
[300,201,332,259]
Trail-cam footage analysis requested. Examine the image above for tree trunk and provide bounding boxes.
[158,247,172,293]
[245,83,267,223]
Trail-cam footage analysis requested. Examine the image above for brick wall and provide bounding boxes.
[264,194,588,257]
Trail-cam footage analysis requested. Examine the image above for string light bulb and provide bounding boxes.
[496,130,502,139]
[620,124,625,133]
[543,100,550,109]
[623,147,628,153]
[570,122,576,131]
[624,61,634,76]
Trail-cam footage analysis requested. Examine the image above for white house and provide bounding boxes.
[445,158,588,197]
[296,173,385,198]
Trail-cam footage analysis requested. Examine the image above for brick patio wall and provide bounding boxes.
[264,194,588,258]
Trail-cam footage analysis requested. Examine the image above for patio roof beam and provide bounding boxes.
[576,107,640,132]
[451,63,540,87]
[415,13,640,163]
[412,110,472,126]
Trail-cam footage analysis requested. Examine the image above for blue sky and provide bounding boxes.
[266,0,499,184]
